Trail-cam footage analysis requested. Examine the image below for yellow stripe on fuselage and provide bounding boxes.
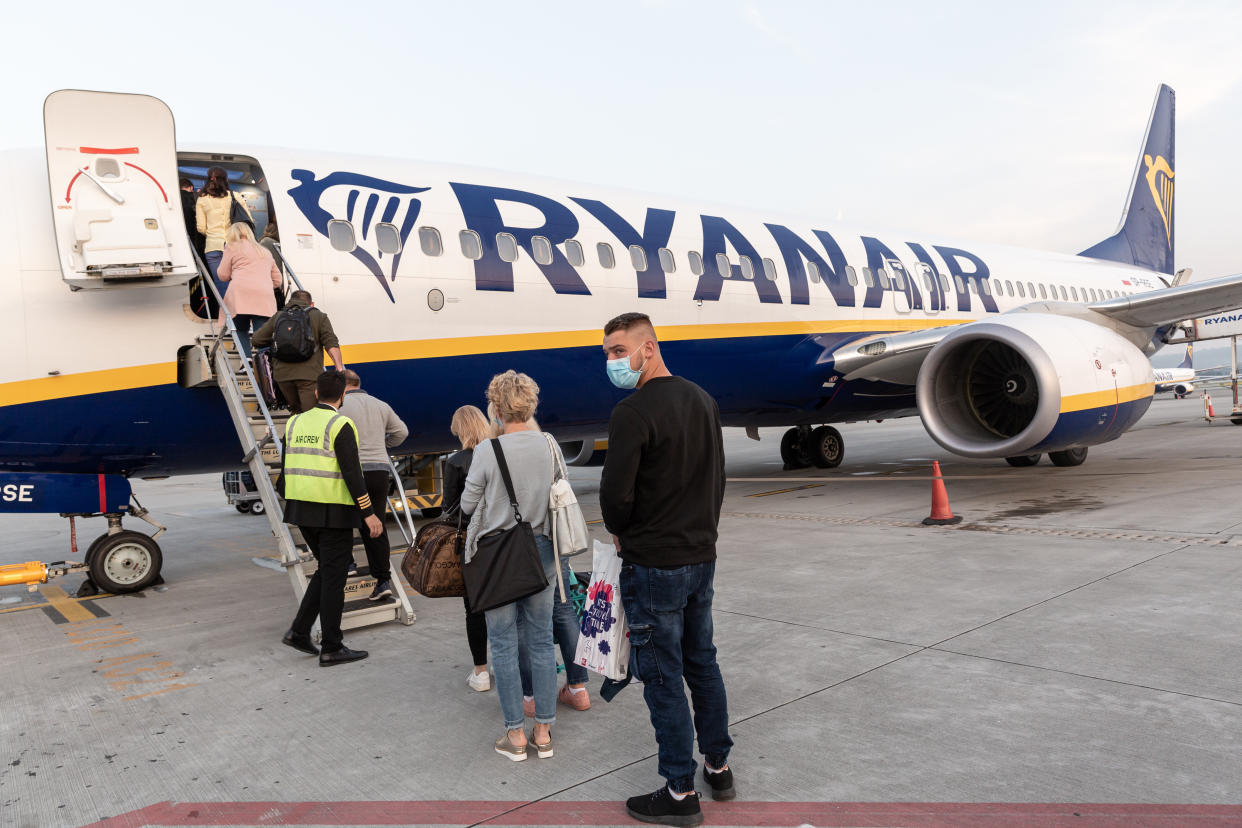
[2,318,959,408]
[1059,382,1154,414]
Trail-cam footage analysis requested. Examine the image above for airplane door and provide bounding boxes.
[886,258,913,314]
[917,262,940,314]
[44,90,197,290]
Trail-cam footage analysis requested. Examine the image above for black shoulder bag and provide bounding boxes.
[462,438,549,613]
[229,192,256,231]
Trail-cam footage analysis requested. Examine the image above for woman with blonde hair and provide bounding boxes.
[217,222,282,357]
[443,404,494,692]
[461,370,565,761]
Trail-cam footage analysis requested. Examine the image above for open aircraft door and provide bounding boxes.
[886,258,915,314]
[44,90,196,290]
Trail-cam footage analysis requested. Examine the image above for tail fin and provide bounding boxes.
[1178,343,1193,370]
[1079,83,1175,274]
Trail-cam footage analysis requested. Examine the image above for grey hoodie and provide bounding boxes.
[339,390,409,471]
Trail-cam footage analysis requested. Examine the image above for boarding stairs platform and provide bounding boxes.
[191,255,416,639]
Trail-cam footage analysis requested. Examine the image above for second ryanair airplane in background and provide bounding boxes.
[2,84,1241,589]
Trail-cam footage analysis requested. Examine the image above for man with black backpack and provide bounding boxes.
[251,290,344,413]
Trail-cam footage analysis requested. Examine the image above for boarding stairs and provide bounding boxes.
[191,249,416,639]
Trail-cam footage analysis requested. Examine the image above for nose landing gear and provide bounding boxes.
[780,425,845,470]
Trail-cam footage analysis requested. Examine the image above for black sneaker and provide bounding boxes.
[625,787,702,826]
[703,764,735,801]
[368,580,393,601]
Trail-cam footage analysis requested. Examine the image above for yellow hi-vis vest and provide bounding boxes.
[283,406,357,506]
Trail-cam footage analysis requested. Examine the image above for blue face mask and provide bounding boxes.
[606,345,648,390]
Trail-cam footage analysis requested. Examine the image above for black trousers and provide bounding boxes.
[463,596,488,666]
[290,525,353,652]
[358,470,391,582]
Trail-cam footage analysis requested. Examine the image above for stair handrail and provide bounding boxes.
[191,248,285,460]
[386,457,418,547]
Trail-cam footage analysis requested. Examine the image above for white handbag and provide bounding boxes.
[573,540,630,681]
[544,433,591,600]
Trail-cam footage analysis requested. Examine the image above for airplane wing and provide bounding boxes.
[831,272,1242,385]
[1088,272,1242,327]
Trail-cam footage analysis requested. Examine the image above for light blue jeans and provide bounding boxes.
[484,534,558,730]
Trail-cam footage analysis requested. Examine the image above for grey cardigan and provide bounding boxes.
[460,431,560,563]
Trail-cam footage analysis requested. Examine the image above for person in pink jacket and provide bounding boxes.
[218,222,283,357]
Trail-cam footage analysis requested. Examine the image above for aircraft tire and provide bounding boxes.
[88,531,163,594]
[1004,454,1041,467]
[809,425,844,468]
[250,500,266,515]
[1049,447,1088,467]
[235,502,253,514]
[1231,416,1242,426]
[780,428,812,470]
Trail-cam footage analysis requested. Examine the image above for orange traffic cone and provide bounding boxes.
[923,461,963,526]
[1204,392,1215,420]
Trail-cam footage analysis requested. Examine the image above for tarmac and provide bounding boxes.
[1,396,1240,827]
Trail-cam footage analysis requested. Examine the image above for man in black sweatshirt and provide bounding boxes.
[600,312,733,827]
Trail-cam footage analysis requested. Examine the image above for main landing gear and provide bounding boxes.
[1004,447,1089,468]
[780,425,845,470]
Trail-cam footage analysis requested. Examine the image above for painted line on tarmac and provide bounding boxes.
[7,585,114,624]
[746,483,824,498]
[80,799,1242,827]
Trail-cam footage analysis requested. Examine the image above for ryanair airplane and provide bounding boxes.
[2,86,1241,588]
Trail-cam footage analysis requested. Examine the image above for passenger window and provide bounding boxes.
[940,274,950,292]
[712,253,729,278]
[1016,282,1026,298]
[954,276,965,294]
[845,265,858,286]
[876,268,891,289]
[740,255,756,281]
[991,280,1001,296]
[629,244,647,271]
[532,235,554,266]
[327,219,357,252]
[806,260,821,284]
[688,251,704,276]
[1027,282,1036,298]
[981,280,992,296]
[924,272,934,291]
[658,247,676,273]
[1070,285,1079,301]
[376,222,403,255]
[862,267,875,287]
[1089,288,1098,301]
[459,229,483,260]
[763,258,778,282]
[1038,283,1047,299]
[598,242,616,269]
[496,233,519,263]
[564,239,585,267]
[417,226,442,257]
[894,270,907,290]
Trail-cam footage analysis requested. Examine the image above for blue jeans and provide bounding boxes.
[484,534,558,730]
[205,250,225,299]
[521,555,589,694]
[620,560,732,792]
[232,314,268,358]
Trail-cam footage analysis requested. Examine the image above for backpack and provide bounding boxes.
[271,305,316,362]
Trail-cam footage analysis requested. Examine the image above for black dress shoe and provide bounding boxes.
[281,630,319,656]
[319,645,369,666]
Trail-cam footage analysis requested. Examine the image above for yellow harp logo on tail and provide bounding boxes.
[1144,153,1174,246]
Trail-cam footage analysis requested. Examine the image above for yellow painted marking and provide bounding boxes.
[1060,382,1154,413]
[38,585,96,623]
[3,318,956,407]
[124,683,197,701]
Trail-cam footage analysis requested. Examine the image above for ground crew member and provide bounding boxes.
[339,369,408,602]
[280,370,383,666]
[251,289,344,414]
[599,312,733,826]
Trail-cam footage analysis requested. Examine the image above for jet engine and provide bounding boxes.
[916,314,1154,458]
[560,439,608,467]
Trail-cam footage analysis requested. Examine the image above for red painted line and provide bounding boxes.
[123,162,168,203]
[65,168,85,203]
[80,146,139,154]
[98,473,107,514]
[78,800,1242,828]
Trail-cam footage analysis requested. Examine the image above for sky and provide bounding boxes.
[4,0,1239,366]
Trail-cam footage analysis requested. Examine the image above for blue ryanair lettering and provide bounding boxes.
[764,225,854,307]
[905,242,946,312]
[571,199,675,299]
[450,183,590,295]
[934,246,998,313]
[861,237,923,310]
[695,215,782,304]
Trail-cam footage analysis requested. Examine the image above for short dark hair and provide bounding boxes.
[317,370,346,402]
[290,289,312,304]
[179,177,192,190]
[604,312,655,338]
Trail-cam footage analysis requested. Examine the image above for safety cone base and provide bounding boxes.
[923,514,963,526]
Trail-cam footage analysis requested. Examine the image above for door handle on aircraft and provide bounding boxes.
[78,166,126,205]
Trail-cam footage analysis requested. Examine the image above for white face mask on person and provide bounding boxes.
[606,343,650,390]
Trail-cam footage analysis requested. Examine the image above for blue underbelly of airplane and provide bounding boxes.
[0,332,922,476]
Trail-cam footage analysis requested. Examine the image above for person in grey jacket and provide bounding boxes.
[339,370,409,601]
[461,370,561,761]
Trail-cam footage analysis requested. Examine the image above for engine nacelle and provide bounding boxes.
[1173,382,1195,397]
[560,439,608,467]
[916,314,1154,458]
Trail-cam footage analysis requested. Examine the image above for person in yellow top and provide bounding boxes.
[280,370,383,667]
[196,166,253,299]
